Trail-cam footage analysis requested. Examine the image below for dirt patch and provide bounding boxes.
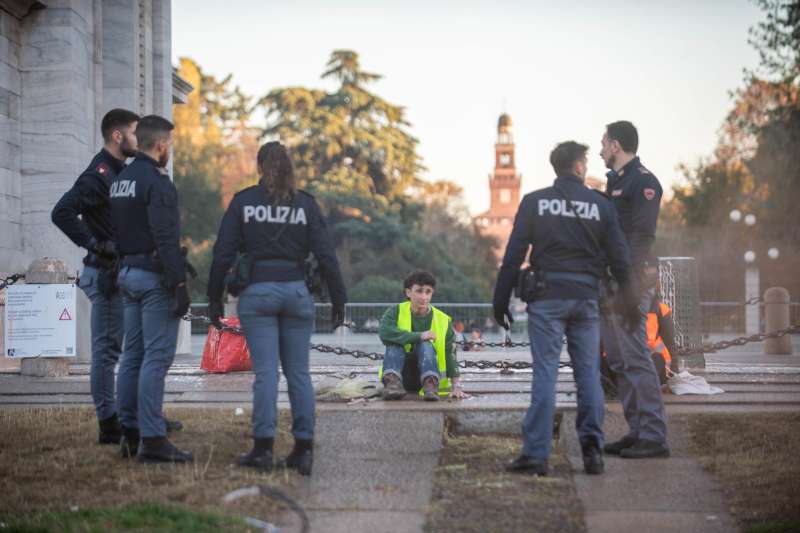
[0,407,304,529]
[424,429,586,533]
[683,412,800,531]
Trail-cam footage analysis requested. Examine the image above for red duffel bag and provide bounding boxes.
[200,317,252,373]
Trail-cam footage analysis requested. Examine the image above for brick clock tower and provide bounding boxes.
[475,113,521,262]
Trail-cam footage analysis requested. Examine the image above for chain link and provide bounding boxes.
[185,312,799,364]
[0,273,25,290]
[675,324,800,357]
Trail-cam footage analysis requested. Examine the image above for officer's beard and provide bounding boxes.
[157,147,170,168]
[604,153,617,171]
[119,137,137,158]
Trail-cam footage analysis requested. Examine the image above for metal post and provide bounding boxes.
[745,266,760,335]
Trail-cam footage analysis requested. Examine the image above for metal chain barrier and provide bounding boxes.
[183,311,799,371]
[184,313,572,371]
[0,273,25,290]
[674,323,800,357]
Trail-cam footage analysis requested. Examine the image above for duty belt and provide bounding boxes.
[544,271,600,287]
[121,251,163,273]
[251,258,304,282]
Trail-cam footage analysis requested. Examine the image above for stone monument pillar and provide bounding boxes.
[19,257,71,377]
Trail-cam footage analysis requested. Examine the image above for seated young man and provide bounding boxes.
[378,270,467,401]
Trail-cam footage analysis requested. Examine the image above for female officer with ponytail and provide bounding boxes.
[207,141,347,475]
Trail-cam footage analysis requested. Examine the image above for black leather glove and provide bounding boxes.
[331,303,345,331]
[180,246,198,280]
[88,239,118,270]
[493,304,514,331]
[616,285,643,334]
[208,300,224,330]
[173,283,191,318]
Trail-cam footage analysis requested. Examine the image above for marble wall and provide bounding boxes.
[0,0,175,362]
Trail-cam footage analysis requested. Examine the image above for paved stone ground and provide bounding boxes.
[563,409,739,533]
[1,337,799,532]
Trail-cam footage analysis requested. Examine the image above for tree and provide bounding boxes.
[172,58,255,300]
[255,50,498,301]
[664,0,800,300]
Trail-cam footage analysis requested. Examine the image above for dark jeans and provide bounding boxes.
[601,288,668,443]
[116,267,179,438]
[238,280,315,440]
[78,265,123,421]
[522,299,604,462]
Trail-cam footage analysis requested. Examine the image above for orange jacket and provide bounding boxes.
[646,301,672,364]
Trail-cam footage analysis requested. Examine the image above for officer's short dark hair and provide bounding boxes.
[549,141,589,176]
[101,109,140,142]
[257,141,296,202]
[404,270,436,290]
[136,115,174,150]
[605,120,638,154]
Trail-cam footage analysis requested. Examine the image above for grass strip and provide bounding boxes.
[684,412,800,530]
[424,432,585,533]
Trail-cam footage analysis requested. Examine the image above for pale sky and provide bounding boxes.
[172,0,762,215]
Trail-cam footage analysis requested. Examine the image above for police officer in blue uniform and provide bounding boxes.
[207,141,347,476]
[493,141,639,476]
[110,115,193,463]
[51,109,139,444]
[599,120,669,459]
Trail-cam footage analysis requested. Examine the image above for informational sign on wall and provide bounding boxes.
[3,284,77,358]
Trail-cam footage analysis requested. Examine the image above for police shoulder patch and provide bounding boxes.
[611,189,623,197]
[643,188,657,201]
[96,163,110,176]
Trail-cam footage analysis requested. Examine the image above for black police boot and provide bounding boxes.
[505,455,548,476]
[136,436,194,464]
[619,439,670,459]
[280,439,313,476]
[237,438,274,471]
[120,426,140,459]
[165,417,183,433]
[581,438,604,475]
[603,435,637,455]
[98,413,122,445]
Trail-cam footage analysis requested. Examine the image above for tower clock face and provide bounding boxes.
[499,153,511,166]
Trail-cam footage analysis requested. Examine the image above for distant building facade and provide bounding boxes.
[474,113,521,262]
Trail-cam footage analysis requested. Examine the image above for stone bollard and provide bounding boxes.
[764,287,792,355]
[20,258,72,377]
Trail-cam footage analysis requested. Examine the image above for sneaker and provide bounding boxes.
[422,377,439,402]
[619,439,670,459]
[136,436,194,464]
[581,439,604,475]
[505,455,548,476]
[603,436,637,455]
[382,373,406,400]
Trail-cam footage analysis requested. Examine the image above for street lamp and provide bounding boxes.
[729,209,779,335]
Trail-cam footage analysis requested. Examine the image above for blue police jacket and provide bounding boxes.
[207,182,347,307]
[51,148,126,257]
[493,174,632,306]
[605,157,662,270]
[109,152,186,289]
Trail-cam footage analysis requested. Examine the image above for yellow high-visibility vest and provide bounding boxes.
[379,301,452,395]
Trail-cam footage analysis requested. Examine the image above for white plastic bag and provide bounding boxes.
[667,370,724,395]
